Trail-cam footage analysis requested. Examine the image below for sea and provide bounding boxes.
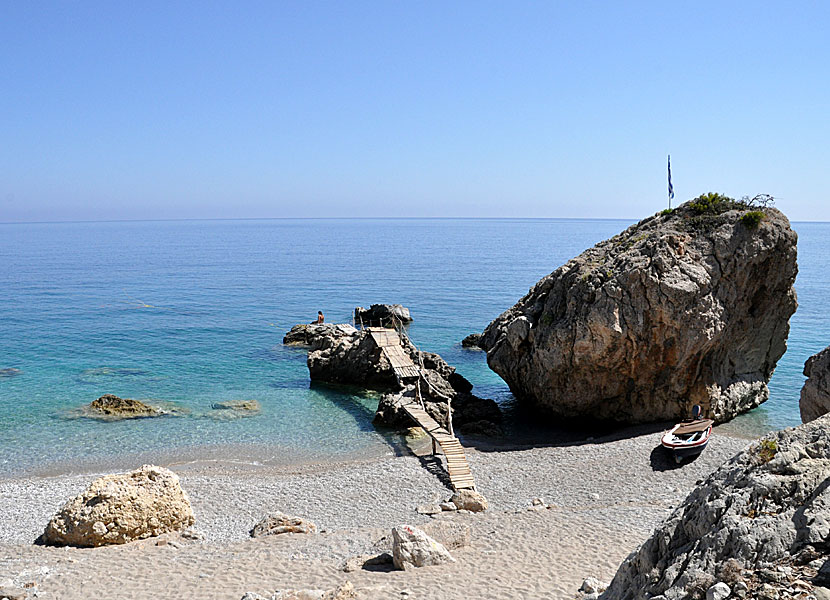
[0,218,828,477]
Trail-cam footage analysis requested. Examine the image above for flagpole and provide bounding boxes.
[667,154,674,210]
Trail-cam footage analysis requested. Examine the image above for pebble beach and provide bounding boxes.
[0,426,749,599]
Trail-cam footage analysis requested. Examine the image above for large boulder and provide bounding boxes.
[600,414,830,600]
[40,465,194,547]
[481,198,798,424]
[391,524,455,570]
[801,345,830,423]
[87,394,159,419]
[354,304,412,327]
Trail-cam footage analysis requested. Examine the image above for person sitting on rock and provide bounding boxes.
[312,311,324,324]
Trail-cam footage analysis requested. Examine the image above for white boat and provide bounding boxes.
[661,405,713,464]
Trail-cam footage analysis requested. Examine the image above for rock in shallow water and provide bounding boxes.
[40,465,194,547]
[801,345,830,422]
[87,393,159,418]
[600,414,830,600]
[481,199,798,424]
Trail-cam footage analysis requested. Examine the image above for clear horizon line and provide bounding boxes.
[2,215,828,226]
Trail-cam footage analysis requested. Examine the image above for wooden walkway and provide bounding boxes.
[400,399,476,491]
[365,326,476,491]
[367,327,420,379]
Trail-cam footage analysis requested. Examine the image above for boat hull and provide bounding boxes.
[661,425,712,464]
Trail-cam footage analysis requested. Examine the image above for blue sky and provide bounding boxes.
[1,1,828,221]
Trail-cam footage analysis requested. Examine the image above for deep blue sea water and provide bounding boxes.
[0,218,827,476]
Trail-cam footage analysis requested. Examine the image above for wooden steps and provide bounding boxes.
[400,399,476,492]
[365,327,476,491]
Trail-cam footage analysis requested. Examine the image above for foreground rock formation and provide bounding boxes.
[287,323,501,434]
[40,465,194,547]
[482,197,798,424]
[801,345,830,423]
[87,394,159,419]
[601,414,830,600]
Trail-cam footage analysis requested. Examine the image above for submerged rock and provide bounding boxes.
[482,198,798,424]
[0,367,22,378]
[283,323,358,347]
[354,304,412,327]
[250,512,317,537]
[800,345,830,422]
[600,414,830,600]
[40,465,194,547]
[391,524,455,570]
[88,394,159,418]
[211,399,261,413]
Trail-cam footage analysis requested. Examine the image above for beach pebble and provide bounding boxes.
[439,502,456,511]
[706,582,731,600]
[415,504,441,515]
[589,493,600,501]
[531,497,544,506]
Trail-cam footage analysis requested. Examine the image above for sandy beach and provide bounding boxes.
[0,426,749,599]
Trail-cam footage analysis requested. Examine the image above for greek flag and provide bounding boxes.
[668,155,675,201]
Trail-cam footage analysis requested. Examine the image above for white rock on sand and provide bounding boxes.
[392,525,455,570]
[39,464,194,547]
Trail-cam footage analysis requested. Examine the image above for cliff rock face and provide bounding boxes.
[601,414,830,600]
[481,200,798,424]
[801,345,830,423]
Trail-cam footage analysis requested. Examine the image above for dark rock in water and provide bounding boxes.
[88,394,159,418]
[354,304,412,328]
[303,324,501,434]
[0,367,22,378]
[482,199,798,424]
[801,345,830,423]
[601,414,830,600]
[283,323,358,347]
[461,334,483,349]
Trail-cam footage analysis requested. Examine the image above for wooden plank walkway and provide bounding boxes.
[400,399,476,491]
[367,327,420,379]
[365,326,476,491]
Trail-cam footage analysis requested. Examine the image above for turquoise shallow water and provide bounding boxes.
[0,218,827,476]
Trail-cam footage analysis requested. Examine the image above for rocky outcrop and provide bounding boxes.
[801,345,830,423]
[482,199,798,424]
[283,323,358,347]
[40,465,194,547]
[601,414,830,600]
[461,333,483,349]
[354,304,412,327]
[249,512,317,537]
[301,325,501,434]
[391,524,455,570]
[87,394,159,419]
